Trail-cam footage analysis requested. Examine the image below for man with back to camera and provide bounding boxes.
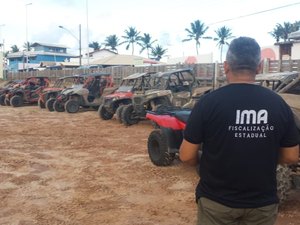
[179,36,299,225]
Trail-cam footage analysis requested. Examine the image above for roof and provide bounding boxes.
[123,72,156,80]
[288,30,300,40]
[7,51,74,58]
[89,49,117,55]
[82,72,111,77]
[91,54,161,66]
[58,74,86,79]
[255,72,299,81]
[159,68,193,76]
[31,42,68,49]
[26,76,49,79]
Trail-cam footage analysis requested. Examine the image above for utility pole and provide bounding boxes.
[25,3,32,72]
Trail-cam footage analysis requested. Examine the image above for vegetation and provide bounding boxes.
[214,26,234,62]
[182,20,209,55]
[151,44,167,61]
[103,35,120,53]
[269,21,300,42]
[23,42,32,51]
[10,45,20,53]
[120,26,141,55]
[89,42,101,51]
[137,33,157,58]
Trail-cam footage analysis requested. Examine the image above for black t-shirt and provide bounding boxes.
[184,83,300,208]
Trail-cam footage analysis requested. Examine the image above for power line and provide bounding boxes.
[208,2,300,26]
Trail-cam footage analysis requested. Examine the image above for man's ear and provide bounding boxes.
[224,61,230,75]
[256,60,263,74]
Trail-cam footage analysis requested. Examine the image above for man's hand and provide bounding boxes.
[278,145,299,165]
[179,139,200,166]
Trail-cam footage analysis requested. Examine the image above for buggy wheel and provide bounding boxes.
[147,129,175,166]
[116,105,125,123]
[10,95,23,107]
[277,164,292,203]
[53,100,65,112]
[122,104,139,126]
[5,97,10,106]
[0,94,5,106]
[65,99,80,113]
[38,98,45,109]
[98,104,114,120]
[46,98,55,111]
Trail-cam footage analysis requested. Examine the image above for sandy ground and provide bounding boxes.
[0,105,299,225]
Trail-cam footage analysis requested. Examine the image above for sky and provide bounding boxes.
[0,0,300,62]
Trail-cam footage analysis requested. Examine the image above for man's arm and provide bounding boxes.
[179,139,200,166]
[278,145,299,165]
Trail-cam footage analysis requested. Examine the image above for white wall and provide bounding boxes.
[0,53,3,79]
[90,50,116,60]
[292,43,300,59]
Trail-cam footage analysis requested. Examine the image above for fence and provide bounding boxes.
[5,59,300,86]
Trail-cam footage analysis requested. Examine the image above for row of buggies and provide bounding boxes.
[0,68,211,123]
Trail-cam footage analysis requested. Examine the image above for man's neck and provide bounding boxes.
[226,72,256,84]
[228,78,255,84]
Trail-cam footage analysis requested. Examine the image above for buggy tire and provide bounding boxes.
[46,98,55,111]
[5,97,10,106]
[116,105,125,123]
[98,104,114,120]
[10,95,23,107]
[277,164,292,203]
[0,94,5,106]
[147,129,175,166]
[121,104,139,126]
[38,98,45,109]
[65,99,80,113]
[53,100,65,112]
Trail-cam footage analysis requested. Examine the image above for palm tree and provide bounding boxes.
[89,41,101,51]
[11,45,20,53]
[151,44,167,61]
[103,35,120,53]
[270,22,294,42]
[182,20,209,55]
[120,26,141,55]
[292,21,300,31]
[23,41,32,51]
[278,22,294,41]
[138,33,157,58]
[270,21,300,43]
[269,26,282,43]
[214,26,234,62]
[4,51,9,57]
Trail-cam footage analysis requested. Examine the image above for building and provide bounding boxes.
[88,49,117,61]
[261,30,300,61]
[6,42,75,71]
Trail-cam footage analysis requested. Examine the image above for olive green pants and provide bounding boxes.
[197,197,278,225]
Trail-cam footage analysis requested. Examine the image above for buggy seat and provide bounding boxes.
[173,109,191,123]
